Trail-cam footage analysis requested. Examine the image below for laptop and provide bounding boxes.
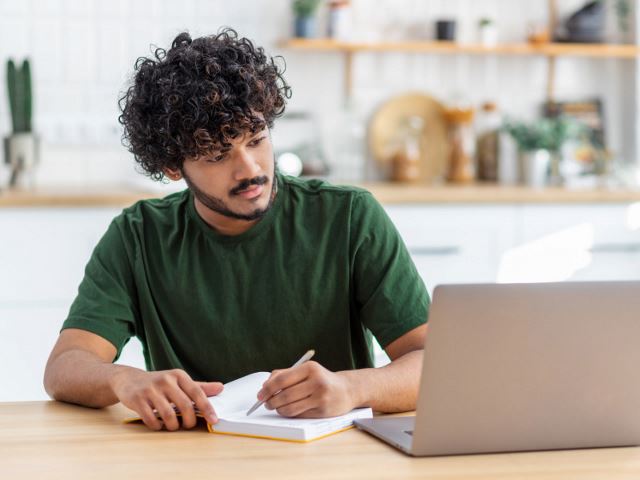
[355,281,640,456]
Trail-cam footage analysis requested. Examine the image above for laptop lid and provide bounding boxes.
[411,281,640,456]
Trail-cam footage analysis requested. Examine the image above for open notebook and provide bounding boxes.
[125,372,373,443]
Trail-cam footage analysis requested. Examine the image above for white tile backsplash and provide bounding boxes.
[62,0,91,18]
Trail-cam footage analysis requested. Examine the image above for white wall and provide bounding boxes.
[0,0,637,185]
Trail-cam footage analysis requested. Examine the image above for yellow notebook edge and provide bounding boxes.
[206,422,356,443]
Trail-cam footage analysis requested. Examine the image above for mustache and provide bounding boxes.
[230,176,269,195]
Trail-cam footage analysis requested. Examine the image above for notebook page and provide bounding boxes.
[207,372,270,417]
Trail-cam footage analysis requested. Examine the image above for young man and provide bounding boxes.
[44,29,430,432]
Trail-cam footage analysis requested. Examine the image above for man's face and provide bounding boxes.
[180,125,277,222]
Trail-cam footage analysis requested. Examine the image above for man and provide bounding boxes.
[44,29,430,432]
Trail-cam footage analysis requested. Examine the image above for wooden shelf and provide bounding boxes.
[283,38,640,59]
[359,182,640,204]
[3,184,640,207]
[0,187,160,208]
[282,37,640,102]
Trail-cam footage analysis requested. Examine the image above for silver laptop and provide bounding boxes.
[355,281,640,456]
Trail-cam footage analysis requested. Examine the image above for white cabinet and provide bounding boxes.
[508,204,640,282]
[384,202,640,287]
[385,205,518,293]
[0,208,120,304]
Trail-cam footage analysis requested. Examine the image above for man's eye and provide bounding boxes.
[249,136,266,147]
[206,154,226,163]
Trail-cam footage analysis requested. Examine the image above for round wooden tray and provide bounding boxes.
[368,92,449,182]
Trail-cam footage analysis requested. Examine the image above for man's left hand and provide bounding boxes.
[257,361,357,418]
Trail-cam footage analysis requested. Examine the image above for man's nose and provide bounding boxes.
[233,149,261,180]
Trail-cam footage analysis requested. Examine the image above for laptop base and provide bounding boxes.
[354,417,415,455]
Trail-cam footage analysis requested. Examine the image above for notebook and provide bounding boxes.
[125,371,373,442]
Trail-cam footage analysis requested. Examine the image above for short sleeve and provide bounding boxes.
[62,218,138,361]
[350,192,430,348]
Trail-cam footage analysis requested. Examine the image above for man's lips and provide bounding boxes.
[235,184,264,199]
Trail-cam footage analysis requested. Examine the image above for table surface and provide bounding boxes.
[2,401,640,479]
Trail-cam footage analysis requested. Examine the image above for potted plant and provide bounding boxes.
[478,17,498,46]
[4,58,38,189]
[503,117,573,187]
[293,0,322,38]
[615,0,632,43]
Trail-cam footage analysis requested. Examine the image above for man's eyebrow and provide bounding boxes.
[199,146,229,159]
[211,144,232,153]
[205,130,265,156]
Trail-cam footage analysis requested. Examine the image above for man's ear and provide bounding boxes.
[164,167,182,181]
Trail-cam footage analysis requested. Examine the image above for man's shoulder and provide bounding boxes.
[114,189,190,228]
[281,174,372,203]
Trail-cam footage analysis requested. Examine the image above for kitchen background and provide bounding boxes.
[2,0,640,401]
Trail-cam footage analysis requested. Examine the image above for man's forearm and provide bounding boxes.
[44,349,137,408]
[339,350,423,413]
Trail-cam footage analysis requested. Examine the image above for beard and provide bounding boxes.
[181,167,278,222]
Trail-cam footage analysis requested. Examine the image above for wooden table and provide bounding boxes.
[2,402,640,479]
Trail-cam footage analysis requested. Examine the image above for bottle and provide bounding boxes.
[327,0,353,41]
[475,102,502,182]
[444,107,475,183]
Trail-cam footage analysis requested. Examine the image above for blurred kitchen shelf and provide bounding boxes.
[358,182,640,204]
[0,187,160,208]
[282,38,640,101]
[3,184,640,208]
[283,39,640,58]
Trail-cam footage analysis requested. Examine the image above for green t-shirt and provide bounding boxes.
[62,173,430,383]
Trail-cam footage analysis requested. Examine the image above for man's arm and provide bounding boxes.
[44,328,221,430]
[258,323,427,417]
[342,323,427,412]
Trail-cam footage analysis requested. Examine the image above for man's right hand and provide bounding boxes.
[109,367,223,431]
[44,330,223,432]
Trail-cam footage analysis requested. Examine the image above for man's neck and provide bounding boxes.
[193,199,260,236]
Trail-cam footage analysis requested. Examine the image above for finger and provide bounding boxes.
[259,363,315,400]
[195,381,224,398]
[136,400,164,431]
[275,395,318,418]
[183,379,220,425]
[149,391,180,431]
[166,387,198,429]
[265,369,284,382]
[259,369,283,395]
[265,380,315,411]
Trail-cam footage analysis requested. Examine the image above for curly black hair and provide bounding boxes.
[118,28,291,181]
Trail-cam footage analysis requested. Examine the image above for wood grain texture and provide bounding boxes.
[1,401,640,480]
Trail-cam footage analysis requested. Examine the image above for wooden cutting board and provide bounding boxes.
[368,92,449,182]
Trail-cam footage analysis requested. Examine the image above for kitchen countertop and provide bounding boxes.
[2,182,640,208]
[0,186,157,208]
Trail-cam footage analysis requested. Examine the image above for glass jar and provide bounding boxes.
[444,107,475,183]
[390,116,423,183]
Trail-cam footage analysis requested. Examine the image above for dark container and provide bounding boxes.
[435,20,456,41]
